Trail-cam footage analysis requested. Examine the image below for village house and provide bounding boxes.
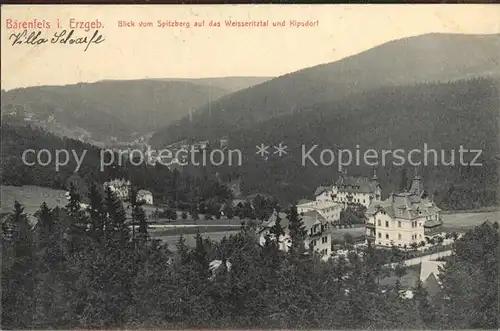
[364,173,443,247]
[312,170,382,209]
[331,171,382,208]
[257,209,333,260]
[419,260,445,300]
[297,200,343,224]
[103,179,131,201]
[137,189,154,205]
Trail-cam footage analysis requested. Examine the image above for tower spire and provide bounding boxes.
[409,166,424,197]
[414,166,421,180]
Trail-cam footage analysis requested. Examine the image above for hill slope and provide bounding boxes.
[150,33,500,147]
[216,77,499,207]
[157,77,273,93]
[1,80,228,143]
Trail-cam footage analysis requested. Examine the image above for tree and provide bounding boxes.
[37,202,54,236]
[104,186,129,247]
[223,203,234,219]
[287,204,306,259]
[192,208,200,221]
[88,182,106,242]
[1,201,35,329]
[343,233,354,249]
[440,221,499,329]
[176,234,190,265]
[412,279,436,327]
[192,232,210,280]
[410,242,418,252]
[269,212,285,244]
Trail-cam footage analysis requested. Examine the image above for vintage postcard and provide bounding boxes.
[1,4,499,330]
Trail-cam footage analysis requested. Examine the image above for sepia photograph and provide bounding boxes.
[1,4,499,330]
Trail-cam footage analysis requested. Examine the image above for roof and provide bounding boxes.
[231,199,246,207]
[424,218,442,228]
[420,260,445,284]
[262,210,290,230]
[335,175,379,194]
[137,189,152,195]
[302,210,328,230]
[261,208,332,236]
[314,186,330,196]
[423,272,442,297]
[302,209,325,220]
[366,192,441,220]
[297,198,313,205]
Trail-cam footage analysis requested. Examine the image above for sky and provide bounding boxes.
[1,5,499,90]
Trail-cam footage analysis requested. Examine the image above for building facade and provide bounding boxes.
[312,171,382,209]
[331,173,381,208]
[365,174,442,247]
[103,179,131,201]
[257,209,333,260]
[137,190,154,205]
[297,200,343,224]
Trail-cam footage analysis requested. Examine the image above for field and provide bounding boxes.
[149,225,241,237]
[441,211,499,230]
[1,185,68,215]
[155,231,240,251]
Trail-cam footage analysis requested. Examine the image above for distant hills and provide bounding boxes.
[0,76,272,144]
[1,80,230,143]
[150,33,500,147]
[155,77,272,93]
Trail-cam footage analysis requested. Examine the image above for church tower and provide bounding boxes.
[409,167,426,198]
[372,167,382,200]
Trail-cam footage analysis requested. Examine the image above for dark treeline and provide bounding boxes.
[1,188,498,329]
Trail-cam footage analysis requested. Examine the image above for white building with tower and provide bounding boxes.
[365,170,443,247]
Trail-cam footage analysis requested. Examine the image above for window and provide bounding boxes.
[398,221,401,227]
[377,219,381,226]
[322,237,328,244]
[385,234,389,239]
[419,223,422,227]
[378,233,381,238]
[385,221,389,228]
[398,233,402,240]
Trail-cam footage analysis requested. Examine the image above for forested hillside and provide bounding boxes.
[216,77,499,208]
[150,33,500,146]
[1,124,235,210]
